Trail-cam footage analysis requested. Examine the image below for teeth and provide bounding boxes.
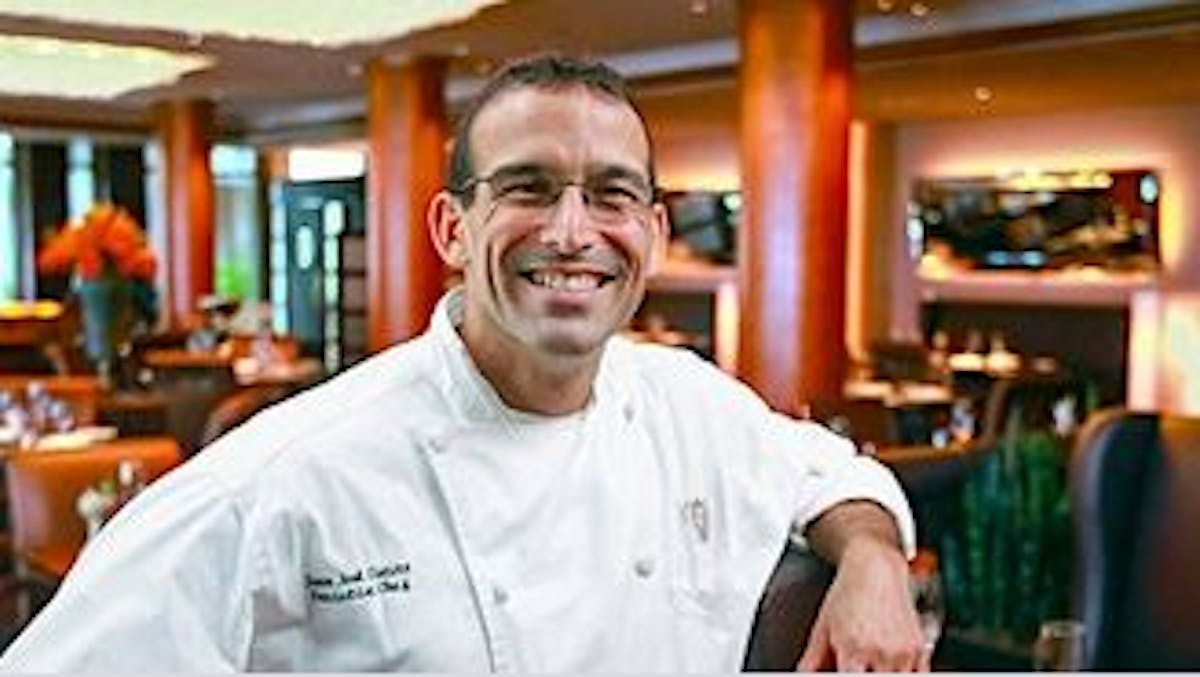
[530,271,603,291]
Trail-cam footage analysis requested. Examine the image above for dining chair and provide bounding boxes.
[1070,408,1200,670]
[3,437,182,622]
[151,363,239,456]
[199,385,288,447]
[742,544,833,670]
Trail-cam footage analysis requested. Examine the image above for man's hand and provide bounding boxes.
[798,501,928,672]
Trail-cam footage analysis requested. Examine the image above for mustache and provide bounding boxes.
[507,247,627,275]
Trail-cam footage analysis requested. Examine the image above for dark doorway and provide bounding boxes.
[280,178,366,371]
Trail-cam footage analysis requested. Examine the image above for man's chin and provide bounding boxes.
[527,326,609,358]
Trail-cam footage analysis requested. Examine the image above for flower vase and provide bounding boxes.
[76,272,133,386]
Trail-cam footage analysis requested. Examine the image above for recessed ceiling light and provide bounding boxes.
[689,0,711,16]
[876,0,896,11]
[910,2,931,18]
[0,0,508,48]
[0,34,211,99]
[974,85,993,103]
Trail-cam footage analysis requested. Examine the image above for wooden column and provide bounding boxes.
[847,121,897,364]
[366,56,448,352]
[156,99,215,328]
[738,0,854,414]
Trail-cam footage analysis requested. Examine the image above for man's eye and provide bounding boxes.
[497,176,557,201]
[591,184,642,207]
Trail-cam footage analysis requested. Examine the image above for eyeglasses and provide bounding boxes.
[456,166,656,224]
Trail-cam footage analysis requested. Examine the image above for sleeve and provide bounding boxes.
[0,466,262,672]
[761,412,917,559]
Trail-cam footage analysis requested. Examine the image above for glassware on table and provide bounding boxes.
[1032,619,1086,671]
[44,398,76,432]
[25,380,51,434]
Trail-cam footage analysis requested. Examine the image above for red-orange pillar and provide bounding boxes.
[738,0,853,414]
[366,57,448,352]
[156,99,215,328]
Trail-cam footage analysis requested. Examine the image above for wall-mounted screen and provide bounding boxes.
[911,169,1160,273]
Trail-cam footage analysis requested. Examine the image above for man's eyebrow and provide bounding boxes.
[485,162,549,178]
[484,162,650,185]
[588,165,651,185]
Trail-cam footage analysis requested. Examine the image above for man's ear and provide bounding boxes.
[428,190,468,269]
[645,202,671,276]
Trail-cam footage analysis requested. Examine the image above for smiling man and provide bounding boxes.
[430,78,667,415]
[0,56,926,672]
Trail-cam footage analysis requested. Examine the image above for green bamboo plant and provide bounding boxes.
[934,380,1095,645]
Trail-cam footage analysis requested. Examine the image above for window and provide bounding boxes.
[212,144,262,301]
[0,133,15,300]
[66,138,95,220]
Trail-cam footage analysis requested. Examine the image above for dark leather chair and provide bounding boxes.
[743,545,833,670]
[1070,408,1200,670]
[199,385,288,447]
[979,373,1090,441]
[153,364,239,456]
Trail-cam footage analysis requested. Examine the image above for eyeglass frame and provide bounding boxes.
[450,163,662,223]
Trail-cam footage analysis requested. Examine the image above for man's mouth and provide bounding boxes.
[520,270,616,292]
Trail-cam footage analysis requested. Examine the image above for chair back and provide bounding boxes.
[150,362,238,456]
[979,373,1089,441]
[1070,408,1200,670]
[743,545,833,670]
[200,385,287,447]
[5,438,182,576]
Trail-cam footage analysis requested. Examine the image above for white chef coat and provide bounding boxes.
[0,288,915,673]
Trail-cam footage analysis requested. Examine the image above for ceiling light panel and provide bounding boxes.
[0,0,507,47]
[0,35,210,99]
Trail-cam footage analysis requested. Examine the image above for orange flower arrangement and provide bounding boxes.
[37,203,157,281]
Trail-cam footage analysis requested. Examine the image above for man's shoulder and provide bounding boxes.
[609,336,714,380]
[609,337,747,391]
[188,334,446,486]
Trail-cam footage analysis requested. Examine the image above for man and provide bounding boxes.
[0,56,926,672]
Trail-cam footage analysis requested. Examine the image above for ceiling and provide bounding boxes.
[0,0,1197,140]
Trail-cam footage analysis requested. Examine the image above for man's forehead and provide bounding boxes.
[468,84,651,174]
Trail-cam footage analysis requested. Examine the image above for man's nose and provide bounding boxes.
[540,184,594,253]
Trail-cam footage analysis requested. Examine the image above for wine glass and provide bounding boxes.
[45,398,76,433]
[910,564,946,655]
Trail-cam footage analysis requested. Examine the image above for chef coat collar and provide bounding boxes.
[426,287,627,434]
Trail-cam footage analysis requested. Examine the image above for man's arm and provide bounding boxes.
[798,499,928,672]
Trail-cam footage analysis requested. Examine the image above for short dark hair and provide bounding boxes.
[446,54,657,207]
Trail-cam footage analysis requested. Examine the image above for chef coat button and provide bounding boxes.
[623,403,635,423]
[633,558,655,578]
[492,585,509,605]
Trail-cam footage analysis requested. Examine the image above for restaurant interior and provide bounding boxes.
[0,0,1199,670]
